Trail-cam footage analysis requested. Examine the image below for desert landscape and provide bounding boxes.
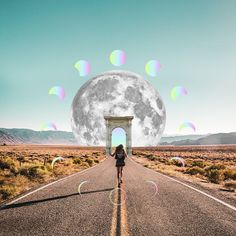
[132,145,236,200]
[0,145,106,204]
[1,144,236,204]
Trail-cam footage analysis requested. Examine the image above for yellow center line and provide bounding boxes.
[110,180,129,236]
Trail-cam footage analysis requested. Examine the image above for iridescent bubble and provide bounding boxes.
[109,187,126,206]
[48,86,66,100]
[51,156,64,169]
[146,180,159,196]
[145,60,161,77]
[170,157,185,167]
[171,86,188,100]
[74,60,90,76]
[40,122,57,131]
[179,122,196,133]
[109,50,126,66]
[77,180,89,196]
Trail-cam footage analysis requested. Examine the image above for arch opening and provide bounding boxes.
[112,127,126,149]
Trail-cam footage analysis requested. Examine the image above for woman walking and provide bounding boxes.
[111,144,127,186]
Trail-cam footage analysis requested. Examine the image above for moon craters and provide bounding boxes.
[71,70,166,146]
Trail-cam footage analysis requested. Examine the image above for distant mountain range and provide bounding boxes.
[0,128,236,145]
[160,133,236,145]
[160,134,206,143]
[0,128,77,145]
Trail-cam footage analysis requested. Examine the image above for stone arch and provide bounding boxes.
[104,116,134,156]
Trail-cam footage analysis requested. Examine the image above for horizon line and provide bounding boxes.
[1,127,235,136]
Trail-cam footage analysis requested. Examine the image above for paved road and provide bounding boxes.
[0,157,236,235]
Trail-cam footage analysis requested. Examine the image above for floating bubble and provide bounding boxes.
[146,180,159,196]
[171,86,187,100]
[40,122,57,131]
[145,60,161,77]
[77,181,89,196]
[109,50,126,66]
[74,60,90,76]
[48,86,66,100]
[170,157,185,167]
[109,187,126,206]
[179,122,196,132]
[51,156,64,169]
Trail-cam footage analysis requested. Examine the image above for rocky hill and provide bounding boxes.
[0,130,23,144]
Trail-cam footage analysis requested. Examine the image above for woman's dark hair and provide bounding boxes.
[115,144,124,153]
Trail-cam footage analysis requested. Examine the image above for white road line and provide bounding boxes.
[3,160,104,206]
[130,157,236,212]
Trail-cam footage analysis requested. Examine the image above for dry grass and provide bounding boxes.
[0,145,106,203]
[132,145,236,196]
[224,181,236,192]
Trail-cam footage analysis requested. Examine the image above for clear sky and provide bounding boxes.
[0,0,236,135]
[112,128,126,148]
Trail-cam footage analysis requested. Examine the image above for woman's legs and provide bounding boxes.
[120,167,123,182]
[117,167,124,184]
[117,167,120,181]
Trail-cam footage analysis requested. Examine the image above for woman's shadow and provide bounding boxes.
[0,187,114,211]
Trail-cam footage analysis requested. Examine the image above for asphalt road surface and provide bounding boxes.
[0,156,236,236]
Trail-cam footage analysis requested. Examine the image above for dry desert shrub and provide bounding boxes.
[85,158,94,167]
[73,158,82,165]
[205,164,226,171]
[169,159,184,167]
[222,168,236,180]
[185,167,205,176]
[191,160,206,168]
[158,158,169,164]
[92,151,100,156]
[0,185,16,200]
[0,156,16,170]
[145,154,156,161]
[206,169,223,184]
[18,164,50,180]
[81,162,90,168]
[224,180,236,191]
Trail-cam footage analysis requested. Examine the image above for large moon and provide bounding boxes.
[71,70,166,146]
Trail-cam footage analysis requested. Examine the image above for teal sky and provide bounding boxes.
[112,128,126,147]
[1,0,236,135]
